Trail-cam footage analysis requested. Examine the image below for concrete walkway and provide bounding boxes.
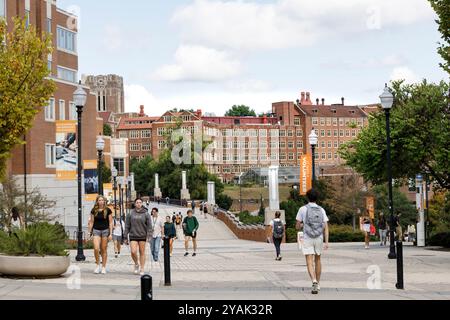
[1,203,449,300]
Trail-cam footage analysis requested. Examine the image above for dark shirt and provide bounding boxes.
[164,222,176,238]
[378,217,387,230]
[92,208,112,231]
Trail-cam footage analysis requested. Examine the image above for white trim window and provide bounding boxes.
[0,0,6,17]
[45,144,56,168]
[142,143,151,151]
[59,99,65,120]
[45,98,55,121]
[57,26,77,53]
[119,131,128,139]
[130,143,140,151]
[141,130,151,138]
[130,130,140,139]
[57,66,77,83]
[68,101,76,120]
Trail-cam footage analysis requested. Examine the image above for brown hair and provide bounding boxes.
[92,196,108,219]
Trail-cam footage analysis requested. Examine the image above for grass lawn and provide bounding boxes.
[223,184,293,202]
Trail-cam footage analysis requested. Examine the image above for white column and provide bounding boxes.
[268,166,280,210]
[207,181,216,205]
[416,175,425,247]
[154,173,162,199]
[182,171,187,190]
[155,173,159,189]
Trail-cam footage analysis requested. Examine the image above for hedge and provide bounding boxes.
[429,233,450,248]
[286,224,377,243]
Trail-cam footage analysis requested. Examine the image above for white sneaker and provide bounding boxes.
[134,264,139,274]
[101,267,106,274]
[140,271,145,276]
[94,265,101,274]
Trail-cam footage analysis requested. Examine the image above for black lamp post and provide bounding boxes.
[309,129,318,186]
[112,166,118,217]
[380,84,396,260]
[74,82,87,262]
[96,137,105,196]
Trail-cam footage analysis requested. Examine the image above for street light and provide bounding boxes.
[309,129,318,184]
[73,82,87,262]
[96,137,105,196]
[380,84,396,260]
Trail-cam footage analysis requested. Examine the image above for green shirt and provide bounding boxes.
[183,216,199,234]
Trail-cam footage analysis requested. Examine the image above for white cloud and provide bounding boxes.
[153,45,241,82]
[390,66,419,83]
[225,79,272,92]
[322,54,408,69]
[171,0,435,51]
[102,25,123,51]
[124,85,162,114]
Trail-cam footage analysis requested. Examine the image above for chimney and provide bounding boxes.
[197,109,202,118]
[306,92,311,104]
[321,98,325,105]
[263,115,268,124]
[341,97,345,105]
[301,92,306,104]
[139,105,145,117]
[316,98,320,105]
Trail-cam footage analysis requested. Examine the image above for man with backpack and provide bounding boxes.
[296,189,329,295]
[270,211,285,261]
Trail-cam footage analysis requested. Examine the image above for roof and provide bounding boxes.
[202,116,278,125]
[116,116,158,130]
[98,111,113,124]
[299,104,367,118]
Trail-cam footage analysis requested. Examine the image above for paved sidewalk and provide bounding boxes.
[1,203,449,300]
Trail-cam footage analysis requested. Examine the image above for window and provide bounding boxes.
[163,116,172,122]
[297,152,303,160]
[113,158,125,176]
[280,153,286,161]
[279,141,286,148]
[259,129,267,137]
[270,129,279,137]
[352,130,356,137]
[260,154,268,161]
[25,10,30,28]
[260,141,267,149]
[294,117,301,126]
[312,117,318,125]
[334,153,339,159]
[328,141,332,148]
[182,115,191,122]
[279,130,286,137]
[328,152,332,160]
[0,0,5,17]
[334,130,338,137]
[327,118,332,126]
[287,130,294,137]
[297,141,304,148]
[58,100,65,120]
[340,130,344,137]
[270,141,278,149]
[248,129,257,137]
[130,130,140,139]
[288,153,295,161]
[315,153,319,160]
[288,141,294,148]
[57,26,77,53]
[320,118,325,126]
[45,144,56,168]
[321,141,326,148]
[339,118,344,126]
[119,131,128,138]
[141,130,151,138]
[250,141,259,149]
[320,130,325,137]
[47,18,52,33]
[327,130,331,137]
[158,140,167,149]
[47,60,52,72]
[333,118,338,126]
[45,98,55,121]
[69,102,76,120]
[233,141,239,149]
[321,153,326,160]
[130,143,140,151]
[57,66,77,83]
[157,128,165,136]
[346,130,350,137]
[296,130,303,137]
[334,141,339,148]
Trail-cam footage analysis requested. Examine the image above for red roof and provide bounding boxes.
[117,116,158,130]
[98,111,112,124]
[299,104,367,118]
[202,116,278,125]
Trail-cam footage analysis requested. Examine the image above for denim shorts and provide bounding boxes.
[93,229,110,238]
[112,234,122,242]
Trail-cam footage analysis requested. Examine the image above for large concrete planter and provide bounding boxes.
[0,254,70,277]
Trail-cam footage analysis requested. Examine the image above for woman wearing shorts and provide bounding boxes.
[124,198,152,275]
[112,212,125,258]
[88,196,113,274]
[362,213,371,249]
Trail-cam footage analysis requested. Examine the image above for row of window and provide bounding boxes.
[316,129,359,138]
[222,141,304,149]
[312,117,365,127]
[314,152,340,161]
[0,0,5,17]
[44,98,77,121]
[163,115,192,122]
[317,141,345,149]
[130,143,151,152]
[221,129,303,138]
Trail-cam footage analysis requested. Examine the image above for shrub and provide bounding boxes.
[329,225,377,242]
[286,227,298,243]
[217,194,233,211]
[429,232,450,248]
[0,223,68,257]
[238,211,264,225]
[66,239,94,250]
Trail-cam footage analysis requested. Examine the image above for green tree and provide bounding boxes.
[340,80,450,190]
[216,194,232,211]
[103,124,112,137]
[0,18,56,180]
[428,191,450,234]
[225,105,256,117]
[428,0,450,74]
[100,161,111,184]
[130,156,153,196]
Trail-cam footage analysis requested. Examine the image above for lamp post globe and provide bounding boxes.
[380,84,394,110]
[309,129,318,184]
[73,83,87,262]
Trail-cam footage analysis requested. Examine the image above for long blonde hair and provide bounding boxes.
[92,195,108,219]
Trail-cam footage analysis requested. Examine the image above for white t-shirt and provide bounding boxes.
[296,203,329,240]
[112,219,125,236]
[151,215,165,238]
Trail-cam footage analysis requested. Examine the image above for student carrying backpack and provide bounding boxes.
[270,211,285,261]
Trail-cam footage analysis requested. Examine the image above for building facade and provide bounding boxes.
[4,0,100,230]
[116,92,372,183]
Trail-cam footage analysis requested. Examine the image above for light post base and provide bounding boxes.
[388,252,397,260]
[75,253,86,262]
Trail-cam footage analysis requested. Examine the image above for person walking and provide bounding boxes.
[296,189,329,295]
[191,200,196,215]
[203,202,208,219]
[183,209,199,257]
[150,208,165,262]
[362,212,371,249]
[175,213,183,240]
[88,196,113,275]
[378,212,388,246]
[270,211,285,261]
[124,198,152,275]
[164,215,176,256]
[394,213,403,241]
[8,207,24,236]
[112,212,125,258]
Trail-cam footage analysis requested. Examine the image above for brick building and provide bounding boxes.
[3,0,100,230]
[116,92,372,183]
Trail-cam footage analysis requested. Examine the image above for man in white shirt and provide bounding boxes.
[150,208,165,262]
[296,189,329,295]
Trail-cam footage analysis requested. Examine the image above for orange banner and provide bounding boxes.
[366,197,375,219]
[300,154,312,196]
[56,120,77,181]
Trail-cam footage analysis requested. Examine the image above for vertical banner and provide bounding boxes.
[300,154,312,196]
[83,160,98,201]
[366,196,375,219]
[103,183,113,202]
[56,121,77,180]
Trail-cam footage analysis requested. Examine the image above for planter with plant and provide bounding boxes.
[0,223,70,277]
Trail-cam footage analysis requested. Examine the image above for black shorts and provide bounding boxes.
[130,238,147,242]
[185,233,197,239]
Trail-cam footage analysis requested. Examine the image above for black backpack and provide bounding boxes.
[273,220,284,239]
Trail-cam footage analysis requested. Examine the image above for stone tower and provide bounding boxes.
[83,74,125,114]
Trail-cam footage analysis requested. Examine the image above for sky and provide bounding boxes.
[57,0,448,116]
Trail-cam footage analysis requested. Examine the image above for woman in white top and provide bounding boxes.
[112,210,125,258]
[9,207,24,234]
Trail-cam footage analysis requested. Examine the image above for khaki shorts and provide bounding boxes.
[302,237,324,256]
